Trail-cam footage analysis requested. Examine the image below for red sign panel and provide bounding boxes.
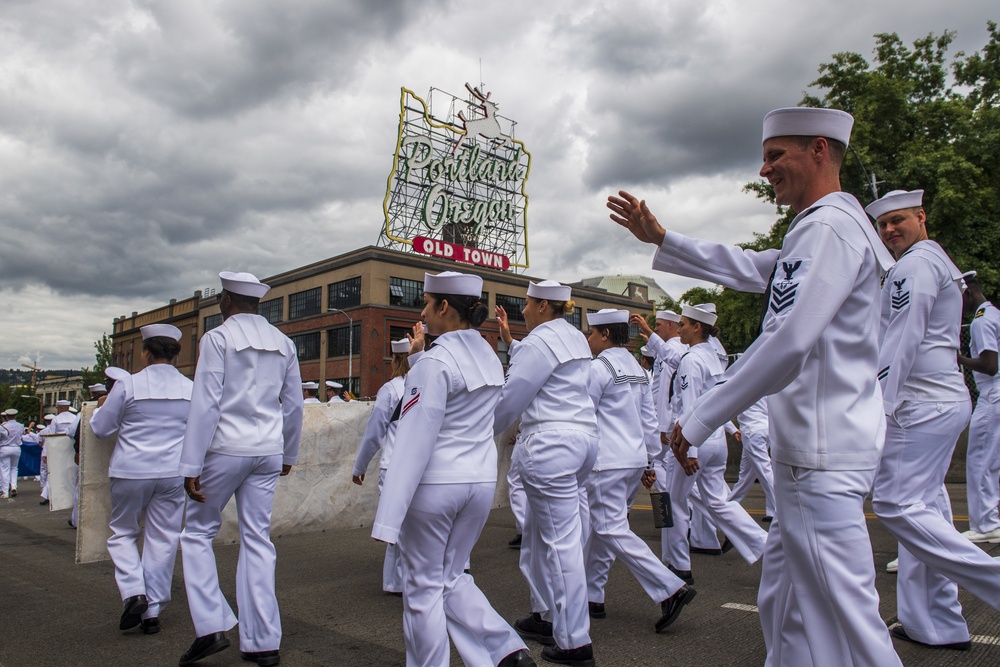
[413,235,511,271]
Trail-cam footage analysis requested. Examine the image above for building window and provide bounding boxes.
[389,277,424,308]
[496,294,526,322]
[258,297,283,324]
[564,307,582,330]
[290,332,321,361]
[204,314,223,332]
[289,287,322,320]
[329,277,361,310]
[328,324,361,357]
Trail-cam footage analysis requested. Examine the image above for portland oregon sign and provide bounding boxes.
[378,85,531,270]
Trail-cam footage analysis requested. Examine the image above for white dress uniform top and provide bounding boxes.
[584,342,684,608]
[371,328,527,667]
[867,231,1000,646]
[727,398,775,518]
[663,334,767,572]
[353,373,406,594]
[654,175,902,664]
[494,315,598,651]
[179,280,303,655]
[90,361,193,621]
[966,300,1000,534]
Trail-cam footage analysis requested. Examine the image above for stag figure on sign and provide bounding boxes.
[452,84,506,154]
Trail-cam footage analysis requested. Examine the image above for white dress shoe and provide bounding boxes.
[886,558,898,573]
[960,528,1000,543]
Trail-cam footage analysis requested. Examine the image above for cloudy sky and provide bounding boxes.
[1,0,994,369]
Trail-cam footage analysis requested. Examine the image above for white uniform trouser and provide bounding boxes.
[378,469,403,594]
[181,452,282,652]
[873,400,1000,644]
[758,464,902,667]
[688,487,721,549]
[585,467,684,605]
[507,455,527,534]
[515,429,597,650]
[70,465,79,527]
[728,430,776,517]
[40,453,48,499]
[0,445,21,495]
[966,391,1000,533]
[108,477,184,618]
[397,481,525,667]
[665,439,767,571]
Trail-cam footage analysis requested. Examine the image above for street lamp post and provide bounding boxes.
[327,308,354,397]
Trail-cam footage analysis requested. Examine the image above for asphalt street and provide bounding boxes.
[2,479,1000,667]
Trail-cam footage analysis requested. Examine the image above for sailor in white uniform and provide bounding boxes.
[37,414,54,504]
[177,272,303,667]
[660,306,766,580]
[727,397,775,521]
[493,280,598,666]
[302,382,321,404]
[583,308,695,631]
[371,271,532,667]
[866,188,1000,650]
[326,380,345,403]
[90,324,193,635]
[958,273,1000,542]
[39,400,77,507]
[608,106,903,667]
[353,338,411,594]
[630,310,686,562]
[0,409,25,498]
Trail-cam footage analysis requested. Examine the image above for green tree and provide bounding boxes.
[80,333,114,395]
[711,23,1000,352]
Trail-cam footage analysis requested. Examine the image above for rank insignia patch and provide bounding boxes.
[891,278,910,310]
[768,258,809,317]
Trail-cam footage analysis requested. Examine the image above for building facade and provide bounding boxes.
[111,246,658,398]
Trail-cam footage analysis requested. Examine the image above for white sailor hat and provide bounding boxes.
[391,339,410,354]
[141,323,182,341]
[694,303,717,315]
[3,408,17,416]
[865,190,924,220]
[88,384,107,394]
[105,366,130,381]
[423,271,482,297]
[219,271,270,298]
[762,107,854,147]
[681,304,718,327]
[961,270,978,291]
[640,346,653,358]
[43,414,55,421]
[526,280,571,302]
[655,310,680,323]
[69,407,79,414]
[301,382,319,390]
[56,400,71,407]
[326,380,343,390]
[587,309,630,327]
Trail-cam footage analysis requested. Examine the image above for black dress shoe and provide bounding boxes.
[890,624,971,651]
[588,601,606,619]
[240,649,280,666]
[761,515,773,523]
[656,584,697,632]
[9,488,16,497]
[689,545,722,556]
[514,612,555,646]
[179,632,231,665]
[721,538,734,553]
[540,643,595,667]
[39,499,49,505]
[497,648,536,667]
[141,617,160,635]
[508,533,523,549]
[667,564,694,585]
[119,595,148,630]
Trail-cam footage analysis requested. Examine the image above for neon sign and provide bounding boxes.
[379,85,531,270]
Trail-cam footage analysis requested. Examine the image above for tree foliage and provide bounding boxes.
[80,333,114,395]
[704,23,1000,352]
